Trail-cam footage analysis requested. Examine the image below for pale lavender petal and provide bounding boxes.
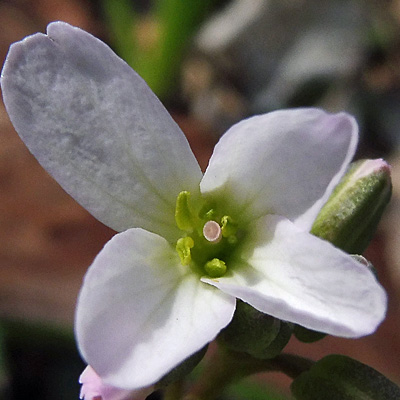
[200,108,358,231]
[203,215,386,338]
[79,366,152,400]
[1,22,201,240]
[76,228,235,389]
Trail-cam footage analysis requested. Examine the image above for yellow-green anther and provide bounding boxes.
[203,209,216,221]
[204,258,227,278]
[311,159,391,254]
[221,215,238,238]
[175,191,195,232]
[176,236,194,266]
[198,203,216,221]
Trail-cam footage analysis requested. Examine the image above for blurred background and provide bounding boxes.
[0,0,399,399]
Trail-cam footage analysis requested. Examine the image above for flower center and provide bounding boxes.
[174,191,239,278]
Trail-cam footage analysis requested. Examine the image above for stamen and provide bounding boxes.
[203,220,222,243]
[221,215,238,238]
[175,191,194,232]
[205,258,227,278]
[176,236,194,265]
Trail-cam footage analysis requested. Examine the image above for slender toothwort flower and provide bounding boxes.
[1,22,387,391]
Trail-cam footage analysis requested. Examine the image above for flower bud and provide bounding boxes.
[311,159,392,254]
[218,300,293,359]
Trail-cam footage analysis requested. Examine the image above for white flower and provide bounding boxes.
[1,22,387,391]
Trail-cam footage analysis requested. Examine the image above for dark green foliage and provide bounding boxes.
[293,324,326,343]
[218,300,293,359]
[291,354,400,400]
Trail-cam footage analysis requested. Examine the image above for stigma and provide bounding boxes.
[203,220,222,243]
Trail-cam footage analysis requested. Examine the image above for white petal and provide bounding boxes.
[76,228,235,389]
[202,215,387,338]
[200,108,358,230]
[1,22,201,239]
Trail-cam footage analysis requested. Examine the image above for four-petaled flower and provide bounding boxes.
[1,22,386,392]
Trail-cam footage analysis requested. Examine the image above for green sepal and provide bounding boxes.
[311,159,391,254]
[293,324,326,343]
[217,300,293,359]
[291,354,400,400]
[260,320,293,359]
[156,345,208,389]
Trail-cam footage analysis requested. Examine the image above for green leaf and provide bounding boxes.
[291,354,400,400]
[143,0,216,96]
[101,0,137,67]
[293,324,326,343]
[223,378,289,400]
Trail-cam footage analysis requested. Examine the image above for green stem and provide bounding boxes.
[184,346,314,400]
[269,353,315,380]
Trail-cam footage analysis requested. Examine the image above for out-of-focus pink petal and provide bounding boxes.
[79,366,153,400]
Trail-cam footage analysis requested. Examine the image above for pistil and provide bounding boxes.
[203,220,222,243]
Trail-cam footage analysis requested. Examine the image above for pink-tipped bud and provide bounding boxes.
[311,158,392,254]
